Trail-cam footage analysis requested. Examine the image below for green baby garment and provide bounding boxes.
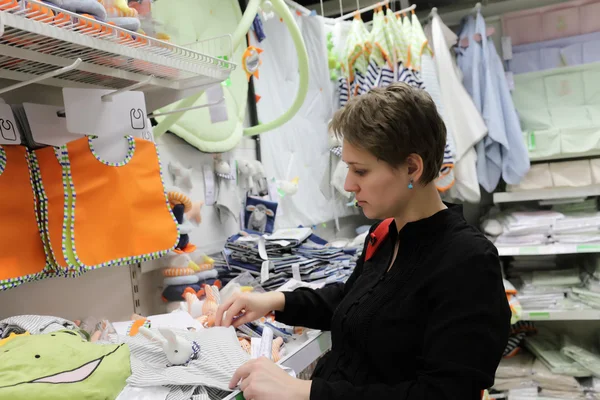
[0,330,131,400]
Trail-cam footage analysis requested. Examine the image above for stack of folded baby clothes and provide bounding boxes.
[43,0,107,20]
[99,0,140,31]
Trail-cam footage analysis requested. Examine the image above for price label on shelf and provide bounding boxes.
[0,104,21,145]
[577,244,600,253]
[519,246,540,256]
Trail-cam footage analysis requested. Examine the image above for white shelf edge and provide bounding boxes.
[493,185,600,204]
[522,309,600,321]
[496,243,600,256]
[222,331,332,400]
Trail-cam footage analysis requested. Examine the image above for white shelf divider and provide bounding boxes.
[496,243,600,256]
[522,309,600,321]
[493,185,600,204]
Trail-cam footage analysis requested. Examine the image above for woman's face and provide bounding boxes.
[342,140,411,220]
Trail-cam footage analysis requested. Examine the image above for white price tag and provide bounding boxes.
[203,164,216,206]
[63,88,148,139]
[501,36,513,61]
[505,71,515,91]
[268,180,278,202]
[258,236,268,260]
[0,104,20,145]
[292,263,301,281]
[24,103,86,147]
[261,260,272,284]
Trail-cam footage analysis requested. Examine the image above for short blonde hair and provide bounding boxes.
[329,82,446,184]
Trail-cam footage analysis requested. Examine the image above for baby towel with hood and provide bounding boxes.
[429,13,486,202]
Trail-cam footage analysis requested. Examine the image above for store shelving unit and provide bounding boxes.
[493,185,600,204]
[0,0,236,109]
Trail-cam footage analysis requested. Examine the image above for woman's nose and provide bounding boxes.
[344,173,359,193]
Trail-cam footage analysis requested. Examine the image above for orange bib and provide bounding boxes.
[66,136,178,269]
[30,146,77,275]
[0,145,48,289]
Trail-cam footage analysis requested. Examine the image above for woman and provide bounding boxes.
[215,83,511,400]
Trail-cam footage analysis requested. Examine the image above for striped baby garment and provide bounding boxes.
[120,326,249,392]
[0,315,84,339]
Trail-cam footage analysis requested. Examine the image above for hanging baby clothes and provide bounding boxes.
[396,15,425,89]
[429,13,486,203]
[364,8,394,91]
[0,145,48,290]
[457,14,530,193]
[63,136,178,269]
[338,17,370,107]
[410,13,456,192]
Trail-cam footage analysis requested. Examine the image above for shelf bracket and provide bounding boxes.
[101,75,155,102]
[0,58,82,95]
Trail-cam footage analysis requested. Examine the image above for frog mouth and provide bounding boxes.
[32,357,103,384]
[0,344,123,388]
[31,345,123,384]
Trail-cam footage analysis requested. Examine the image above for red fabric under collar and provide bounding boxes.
[365,218,394,261]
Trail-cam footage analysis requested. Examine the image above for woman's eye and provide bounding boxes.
[354,170,367,176]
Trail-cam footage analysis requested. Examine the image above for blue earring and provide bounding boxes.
[408,179,414,190]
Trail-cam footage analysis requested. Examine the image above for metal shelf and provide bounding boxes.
[493,185,600,204]
[496,243,600,256]
[222,331,332,400]
[522,309,600,321]
[0,0,235,107]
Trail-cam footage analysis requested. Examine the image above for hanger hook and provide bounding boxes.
[339,0,343,17]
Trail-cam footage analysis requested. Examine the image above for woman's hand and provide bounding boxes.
[215,291,285,328]
[229,357,311,400]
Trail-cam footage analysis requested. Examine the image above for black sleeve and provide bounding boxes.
[309,248,511,400]
[274,226,374,330]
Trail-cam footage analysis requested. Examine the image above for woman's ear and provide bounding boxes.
[406,154,424,182]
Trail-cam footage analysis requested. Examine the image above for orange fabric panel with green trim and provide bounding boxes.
[0,145,47,289]
[66,136,178,268]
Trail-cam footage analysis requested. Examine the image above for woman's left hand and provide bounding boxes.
[229,357,311,400]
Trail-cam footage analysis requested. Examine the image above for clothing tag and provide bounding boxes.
[258,236,268,260]
[505,71,515,91]
[205,84,228,124]
[268,179,279,202]
[260,260,272,284]
[501,36,513,61]
[203,164,216,206]
[0,104,21,145]
[251,337,262,359]
[292,263,301,281]
[259,326,274,360]
[62,88,149,139]
[23,103,86,146]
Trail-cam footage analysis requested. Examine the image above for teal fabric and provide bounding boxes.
[513,61,600,160]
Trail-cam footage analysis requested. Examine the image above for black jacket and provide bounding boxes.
[275,204,511,400]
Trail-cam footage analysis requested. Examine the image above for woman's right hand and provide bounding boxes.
[215,291,286,328]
